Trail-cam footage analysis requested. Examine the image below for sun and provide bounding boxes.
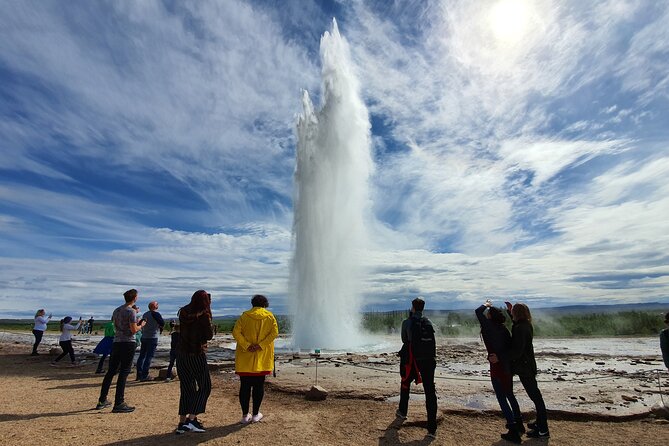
[488,0,530,43]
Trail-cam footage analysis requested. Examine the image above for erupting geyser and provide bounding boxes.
[290,19,374,350]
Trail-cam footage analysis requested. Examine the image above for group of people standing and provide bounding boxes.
[92,289,278,435]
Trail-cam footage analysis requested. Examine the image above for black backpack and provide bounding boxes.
[411,317,436,360]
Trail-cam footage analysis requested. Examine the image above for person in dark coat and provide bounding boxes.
[476,300,523,443]
[506,301,549,438]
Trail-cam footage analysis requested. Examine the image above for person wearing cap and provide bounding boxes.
[51,316,83,365]
[661,312,669,373]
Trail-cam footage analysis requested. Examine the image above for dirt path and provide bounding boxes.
[0,342,667,445]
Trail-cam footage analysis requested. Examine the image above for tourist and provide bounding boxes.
[396,297,437,439]
[165,320,180,382]
[51,316,83,366]
[31,309,52,356]
[661,311,669,373]
[175,290,213,434]
[232,294,279,424]
[476,300,523,443]
[136,301,165,381]
[506,301,549,438]
[96,289,147,413]
[87,316,95,334]
[132,304,142,350]
[94,318,115,374]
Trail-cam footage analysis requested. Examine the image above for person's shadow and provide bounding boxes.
[379,417,436,446]
[101,422,245,445]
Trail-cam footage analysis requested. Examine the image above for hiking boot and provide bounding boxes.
[240,414,252,424]
[175,423,191,434]
[111,402,135,413]
[527,428,550,438]
[251,412,263,423]
[395,409,407,420]
[95,400,112,410]
[501,428,522,444]
[186,418,205,432]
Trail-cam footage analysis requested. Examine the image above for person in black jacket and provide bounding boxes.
[396,297,438,439]
[506,301,549,438]
[476,300,523,443]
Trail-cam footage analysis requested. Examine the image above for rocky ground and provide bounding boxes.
[1,331,668,445]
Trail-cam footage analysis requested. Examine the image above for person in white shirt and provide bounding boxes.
[51,316,82,366]
[32,309,52,356]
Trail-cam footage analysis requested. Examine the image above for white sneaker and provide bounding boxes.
[252,412,263,423]
[240,414,252,424]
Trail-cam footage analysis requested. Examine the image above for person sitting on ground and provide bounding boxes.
[476,300,523,444]
[52,316,83,366]
[661,311,669,373]
[94,318,115,374]
[31,309,52,356]
[175,290,214,434]
[136,300,165,381]
[232,294,279,424]
[396,297,438,439]
[506,301,550,438]
[165,320,180,382]
[96,289,147,413]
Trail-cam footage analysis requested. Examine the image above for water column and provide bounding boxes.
[291,19,374,350]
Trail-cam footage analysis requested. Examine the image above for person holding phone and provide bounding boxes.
[51,316,82,366]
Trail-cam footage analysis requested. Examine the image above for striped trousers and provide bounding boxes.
[177,352,211,416]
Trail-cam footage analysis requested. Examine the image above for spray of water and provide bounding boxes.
[290,19,374,350]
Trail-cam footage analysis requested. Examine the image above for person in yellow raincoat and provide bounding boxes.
[232,294,278,424]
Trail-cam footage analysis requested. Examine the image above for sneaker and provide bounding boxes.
[175,423,191,435]
[395,409,408,420]
[501,430,522,444]
[240,414,252,424]
[186,418,205,432]
[426,432,437,439]
[95,400,112,410]
[111,402,135,413]
[251,412,263,423]
[526,428,550,438]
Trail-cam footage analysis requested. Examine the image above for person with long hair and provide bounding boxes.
[175,290,214,435]
[506,301,550,438]
[232,294,278,424]
[476,300,523,443]
[51,316,82,366]
[31,309,52,356]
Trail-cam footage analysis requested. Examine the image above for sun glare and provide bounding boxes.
[489,0,530,43]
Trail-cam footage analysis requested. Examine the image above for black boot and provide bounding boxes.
[514,418,526,434]
[501,424,522,444]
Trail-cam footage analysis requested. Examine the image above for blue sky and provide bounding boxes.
[1,0,668,319]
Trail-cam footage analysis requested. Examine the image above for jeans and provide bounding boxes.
[99,342,136,406]
[519,374,548,430]
[55,340,75,363]
[491,376,522,426]
[136,337,158,380]
[32,329,44,354]
[399,358,438,434]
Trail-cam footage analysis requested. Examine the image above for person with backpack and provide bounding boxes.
[396,297,437,439]
[476,300,523,444]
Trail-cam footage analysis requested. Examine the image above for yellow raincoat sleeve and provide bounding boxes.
[257,314,279,350]
[232,315,251,351]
